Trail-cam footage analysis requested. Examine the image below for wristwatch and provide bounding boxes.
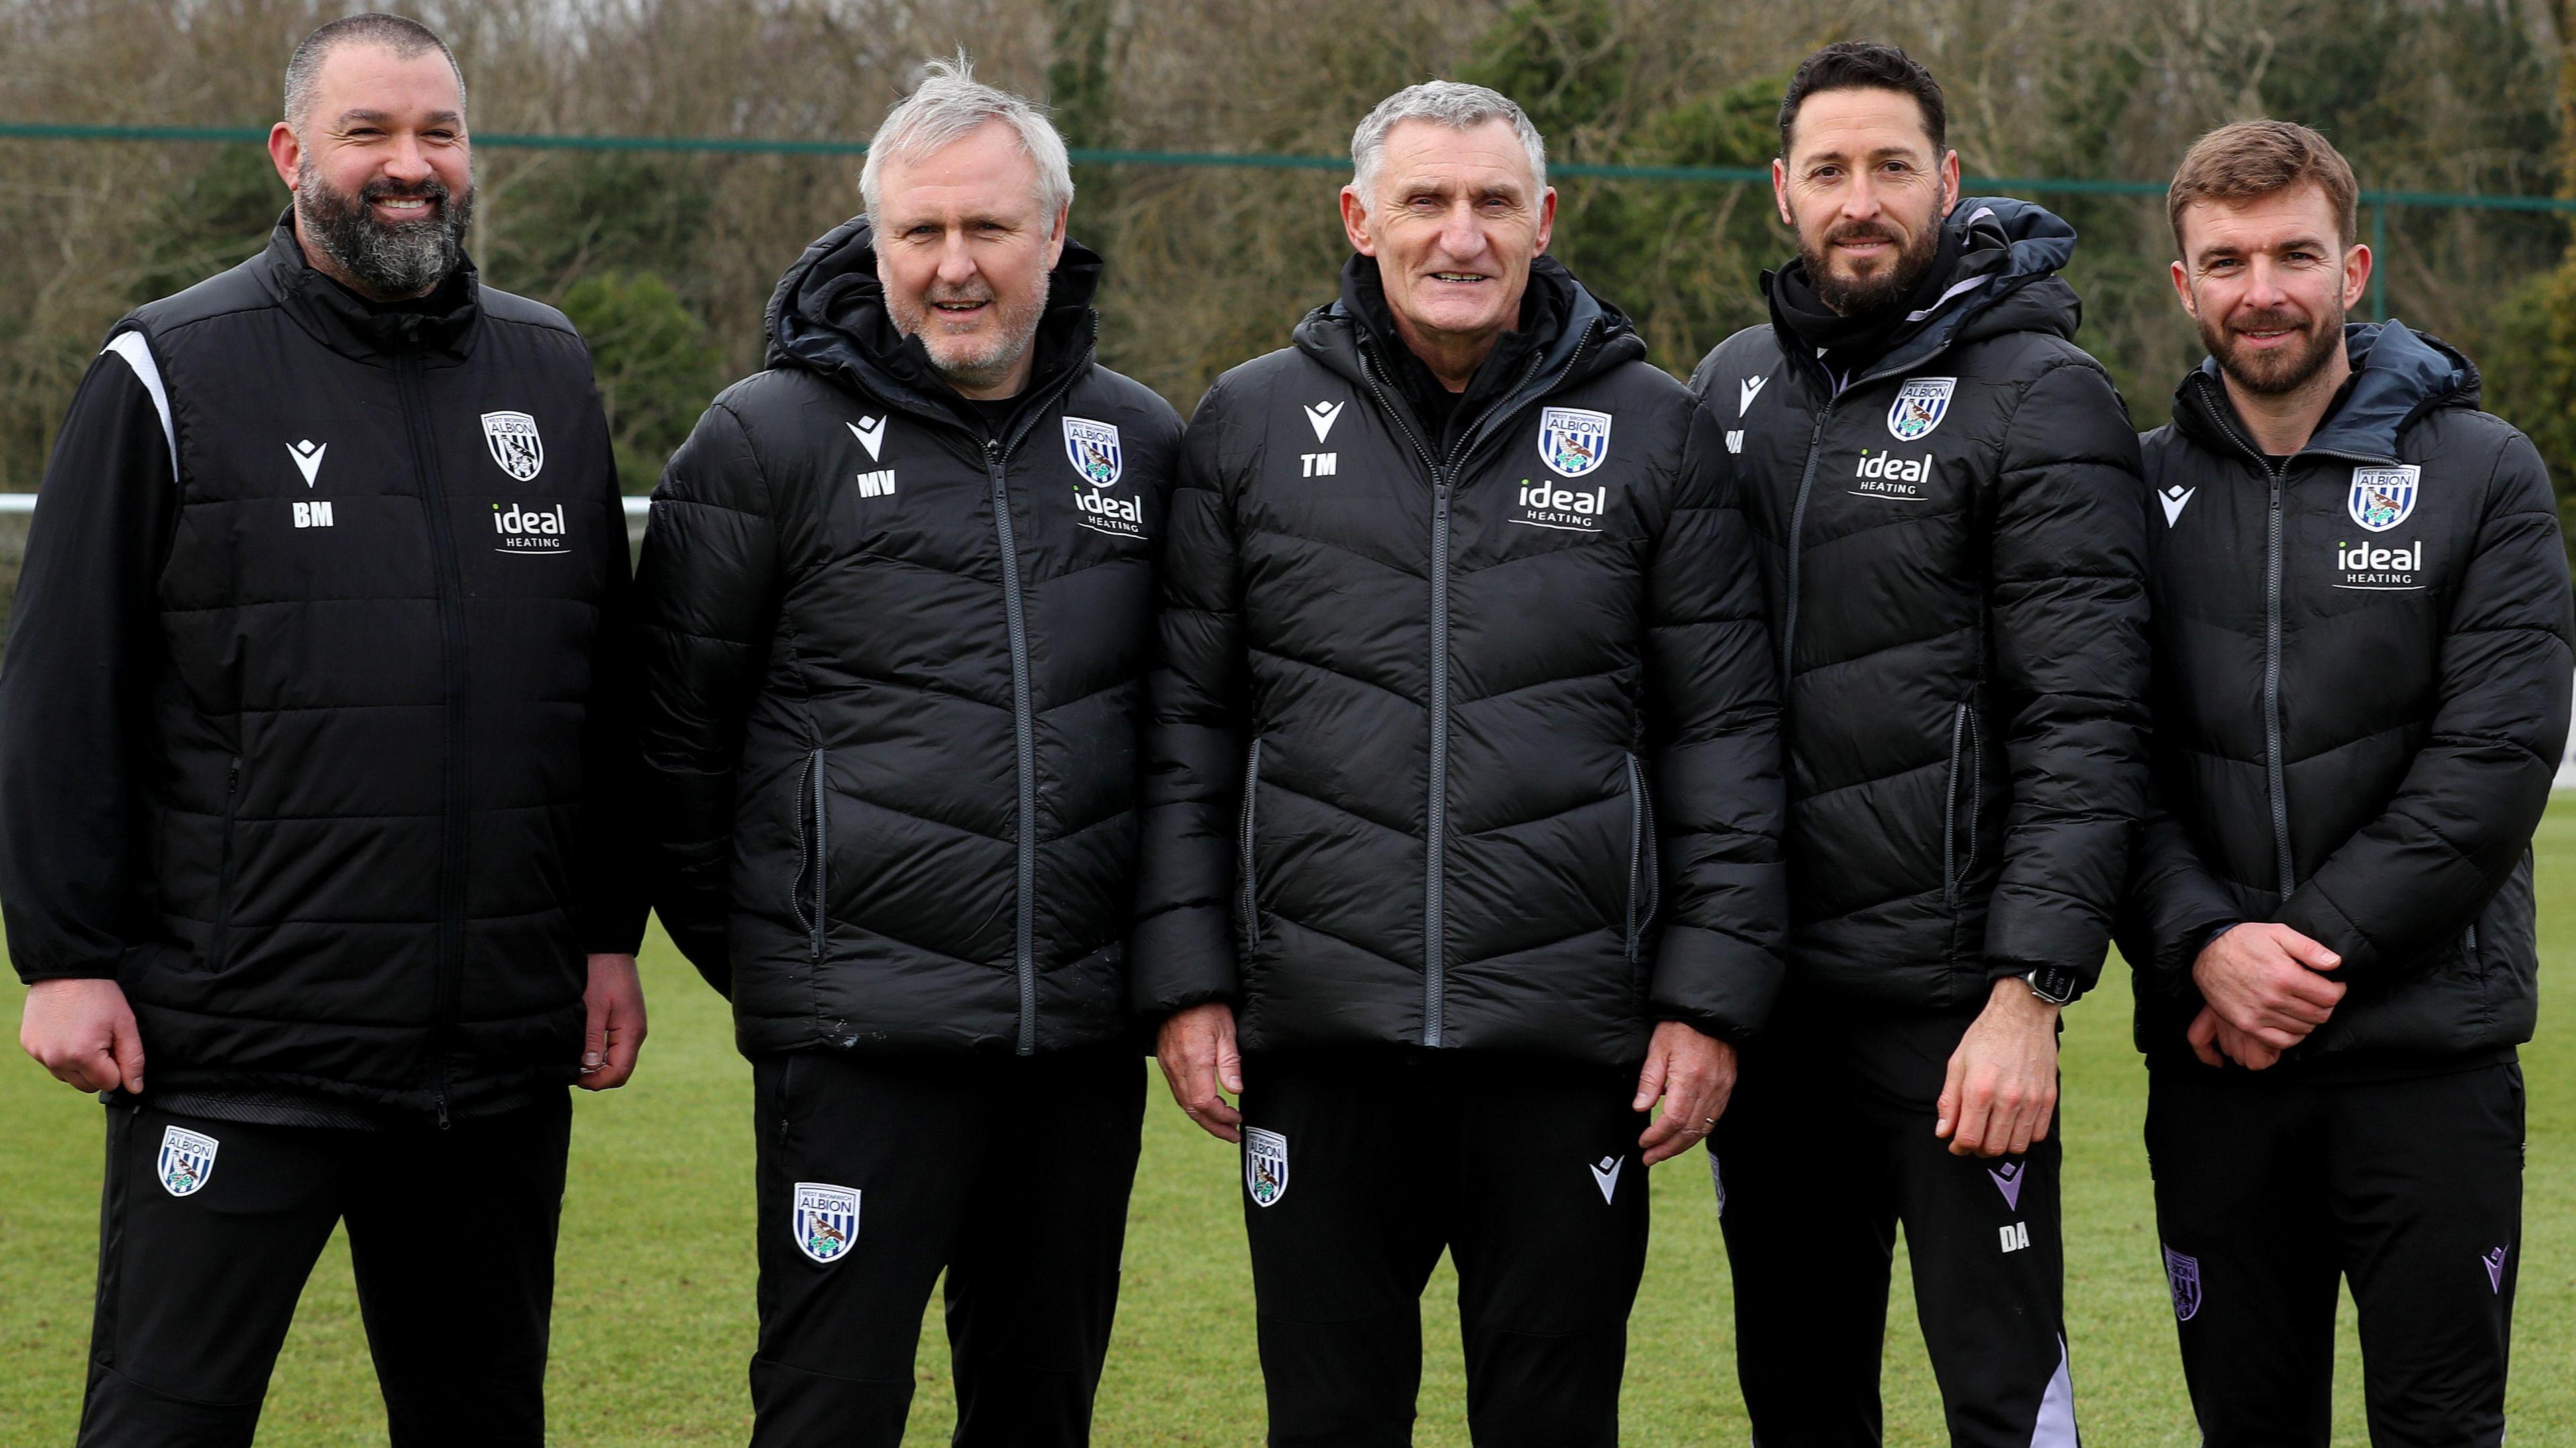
[2023,966,2082,1005]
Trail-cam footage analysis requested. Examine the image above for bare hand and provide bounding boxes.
[2192,922,2343,1051]
[1937,977,2060,1158]
[1156,1001,1243,1142]
[1633,1020,1737,1165]
[2188,1004,2282,1070]
[575,953,647,1091]
[19,977,145,1094]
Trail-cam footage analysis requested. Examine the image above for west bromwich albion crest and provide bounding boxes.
[482,410,545,482]
[792,1181,861,1264]
[2162,1245,2202,1322]
[1063,416,1123,488]
[1887,377,1957,441]
[2349,464,2420,533]
[158,1125,219,1199]
[1538,406,1613,479]
[1244,1127,1289,1208]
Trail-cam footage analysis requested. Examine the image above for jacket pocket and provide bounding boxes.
[1625,753,1659,962]
[792,749,828,960]
[209,756,241,970]
[1236,738,1263,951]
[1941,704,1981,907]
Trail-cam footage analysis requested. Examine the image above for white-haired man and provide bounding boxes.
[633,58,1181,1447]
[1137,82,1783,1445]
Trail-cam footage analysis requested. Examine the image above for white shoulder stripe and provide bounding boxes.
[101,331,178,480]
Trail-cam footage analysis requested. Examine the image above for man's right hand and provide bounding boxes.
[1155,1001,1243,1143]
[19,977,145,1094]
[2191,922,2344,1052]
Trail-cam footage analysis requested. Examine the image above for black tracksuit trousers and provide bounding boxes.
[747,1047,1145,1447]
[2146,1059,2524,1448]
[75,1095,571,1447]
[1237,1048,1652,1448]
[1711,1007,2078,1447]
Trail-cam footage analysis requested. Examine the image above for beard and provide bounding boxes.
[295,160,474,300]
[1801,215,1945,315]
[2200,301,2345,396]
[888,271,1052,394]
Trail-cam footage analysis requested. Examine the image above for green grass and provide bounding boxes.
[5,807,2574,1445]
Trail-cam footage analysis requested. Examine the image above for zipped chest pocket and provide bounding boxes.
[1625,753,1660,961]
[1942,704,1981,907]
[1237,739,1263,950]
[792,749,828,960]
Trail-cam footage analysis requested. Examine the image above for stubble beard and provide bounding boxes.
[1802,214,1945,316]
[891,273,1052,394]
[2201,301,2345,397]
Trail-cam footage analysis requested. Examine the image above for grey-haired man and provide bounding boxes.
[633,57,1179,1447]
[1136,81,1782,1447]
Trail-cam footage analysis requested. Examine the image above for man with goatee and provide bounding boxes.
[3,13,645,1445]
[2119,119,2568,1448]
[1689,40,2150,1445]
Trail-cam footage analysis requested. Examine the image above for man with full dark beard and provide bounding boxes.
[1687,41,2150,1443]
[4,14,644,1444]
[2118,121,2569,1448]
[633,57,1179,1446]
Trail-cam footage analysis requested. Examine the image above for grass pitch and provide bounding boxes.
[4,807,2573,1445]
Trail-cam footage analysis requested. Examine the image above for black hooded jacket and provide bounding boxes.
[2118,323,2573,1068]
[1131,256,1785,1066]
[0,217,645,1118]
[635,219,1182,1058]
[1688,199,2153,1012]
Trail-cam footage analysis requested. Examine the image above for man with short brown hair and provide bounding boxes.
[2121,119,2569,1447]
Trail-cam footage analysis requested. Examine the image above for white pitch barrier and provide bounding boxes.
[3,492,2574,785]
[0,494,650,518]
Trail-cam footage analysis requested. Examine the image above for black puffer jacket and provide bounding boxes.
[1688,199,2152,1011]
[0,219,643,1115]
[637,221,1181,1058]
[2118,323,2573,1068]
[1132,256,1784,1066]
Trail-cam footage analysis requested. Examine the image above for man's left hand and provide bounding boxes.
[1936,976,2059,1158]
[577,953,646,1091]
[1633,1020,1737,1166]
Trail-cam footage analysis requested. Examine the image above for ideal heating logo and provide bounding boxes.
[492,502,570,554]
[1849,447,1934,500]
[1511,478,1610,533]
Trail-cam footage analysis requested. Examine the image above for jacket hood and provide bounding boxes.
[1766,196,2083,384]
[2176,320,2480,463]
[1895,195,2084,358]
[763,215,1103,416]
[1292,252,1645,403]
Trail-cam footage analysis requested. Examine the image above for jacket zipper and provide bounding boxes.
[1624,753,1658,962]
[1941,703,1983,905]
[796,748,828,959]
[210,756,241,969]
[1237,738,1263,949]
[2194,379,2297,904]
[979,360,1089,1056]
[1779,400,1837,681]
[1353,322,1597,1047]
[394,347,469,1123]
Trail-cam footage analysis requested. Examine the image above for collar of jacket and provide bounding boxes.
[1763,195,2084,393]
[1293,252,1642,442]
[2174,319,2480,464]
[252,209,482,362]
[763,215,1103,426]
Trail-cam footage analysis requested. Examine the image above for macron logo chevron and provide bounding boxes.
[1303,400,1344,443]
[2158,484,2194,526]
[1990,1160,2027,1211]
[849,416,888,461]
[1589,1155,1624,1205]
[1737,374,1768,416]
[287,439,327,488]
